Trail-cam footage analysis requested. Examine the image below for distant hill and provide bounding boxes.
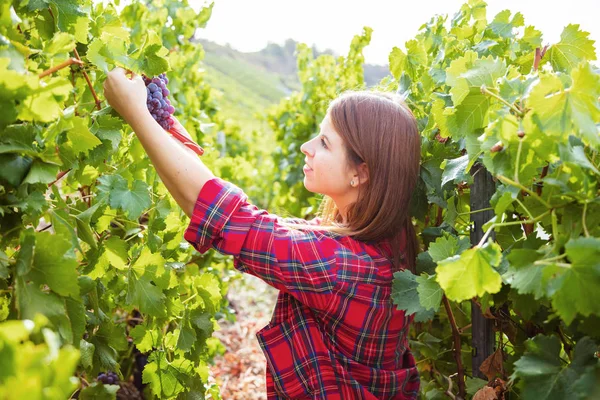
[195,38,391,92]
[191,38,391,135]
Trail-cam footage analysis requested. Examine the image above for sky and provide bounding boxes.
[188,0,600,66]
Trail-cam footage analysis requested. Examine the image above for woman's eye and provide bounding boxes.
[320,137,328,149]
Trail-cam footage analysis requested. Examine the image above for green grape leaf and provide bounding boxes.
[66,116,102,155]
[488,10,524,39]
[130,325,160,353]
[28,232,79,298]
[551,237,600,324]
[127,268,166,318]
[441,154,470,187]
[505,249,549,299]
[79,383,119,399]
[428,234,471,263]
[15,230,35,276]
[97,174,151,220]
[65,298,86,347]
[389,40,427,80]
[0,154,32,187]
[18,77,71,123]
[548,24,597,73]
[101,236,129,270]
[177,321,197,352]
[512,335,599,400]
[528,62,600,148]
[142,352,193,398]
[416,274,443,312]
[43,32,76,56]
[15,277,72,342]
[87,33,133,74]
[0,250,9,279]
[22,159,59,185]
[436,241,503,302]
[392,270,435,322]
[79,339,95,369]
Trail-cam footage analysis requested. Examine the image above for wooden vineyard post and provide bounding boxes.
[470,162,495,379]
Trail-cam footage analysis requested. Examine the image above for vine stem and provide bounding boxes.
[39,58,84,78]
[477,209,552,248]
[457,207,493,216]
[480,85,524,118]
[442,295,466,399]
[496,175,552,208]
[73,48,102,110]
[535,253,568,264]
[514,137,523,182]
[582,202,590,237]
[47,168,72,187]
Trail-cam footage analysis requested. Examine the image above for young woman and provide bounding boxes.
[104,67,422,399]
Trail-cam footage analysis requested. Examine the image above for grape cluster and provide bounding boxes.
[97,371,119,385]
[144,73,175,130]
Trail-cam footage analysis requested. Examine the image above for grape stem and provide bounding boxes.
[73,48,102,111]
[39,58,84,78]
[480,85,524,118]
[477,209,552,248]
[496,175,552,208]
[582,201,590,237]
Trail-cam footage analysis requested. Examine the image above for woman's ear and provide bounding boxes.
[355,162,369,185]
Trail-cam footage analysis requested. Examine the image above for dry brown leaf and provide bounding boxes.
[479,347,504,380]
[473,386,498,400]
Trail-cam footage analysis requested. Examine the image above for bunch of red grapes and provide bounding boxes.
[143,73,175,130]
[97,371,119,385]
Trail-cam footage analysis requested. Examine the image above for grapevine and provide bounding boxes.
[1,0,599,399]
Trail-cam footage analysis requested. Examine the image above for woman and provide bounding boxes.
[104,67,421,399]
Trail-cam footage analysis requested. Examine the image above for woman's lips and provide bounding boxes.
[303,164,313,173]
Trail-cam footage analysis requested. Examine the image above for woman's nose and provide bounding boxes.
[300,141,312,157]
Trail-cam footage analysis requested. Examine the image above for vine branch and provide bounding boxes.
[73,48,102,110]
[480,85,524,118]
[442,295,466,398]
[39,58,84,78]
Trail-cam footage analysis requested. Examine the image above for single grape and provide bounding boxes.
[152,91,163,100]
[147,83,158,93]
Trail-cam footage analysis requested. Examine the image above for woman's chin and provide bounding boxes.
[303,178,315,192]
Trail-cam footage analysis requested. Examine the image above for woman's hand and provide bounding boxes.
[103,67,150,125]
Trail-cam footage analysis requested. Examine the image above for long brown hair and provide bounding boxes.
[283,90,422,273]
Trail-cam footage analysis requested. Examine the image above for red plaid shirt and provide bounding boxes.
[184,178,420,399]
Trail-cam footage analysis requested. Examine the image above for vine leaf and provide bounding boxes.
[436,240,502,302]
[511,335,599,399]
[548,24,597,73]
[97,174,151,220]
[551,237,600,324]
[392,270,435,322]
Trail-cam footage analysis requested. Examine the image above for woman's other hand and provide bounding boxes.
[103,67,149,125]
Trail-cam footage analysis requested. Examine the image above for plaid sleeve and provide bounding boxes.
[183,178,338,310]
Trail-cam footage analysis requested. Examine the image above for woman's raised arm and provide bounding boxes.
[103,67,214,218]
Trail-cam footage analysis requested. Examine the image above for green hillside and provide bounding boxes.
[195,38,390,135]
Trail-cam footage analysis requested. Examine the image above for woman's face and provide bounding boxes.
[300,114,356,199]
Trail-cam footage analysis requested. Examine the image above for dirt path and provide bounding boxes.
[210,274,278,399]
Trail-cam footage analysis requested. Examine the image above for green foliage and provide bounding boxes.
[0,0,255,398]
[378,0,600,397]
[262,0,600,397]
[265,27,373,217]
[1,0,600,398]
